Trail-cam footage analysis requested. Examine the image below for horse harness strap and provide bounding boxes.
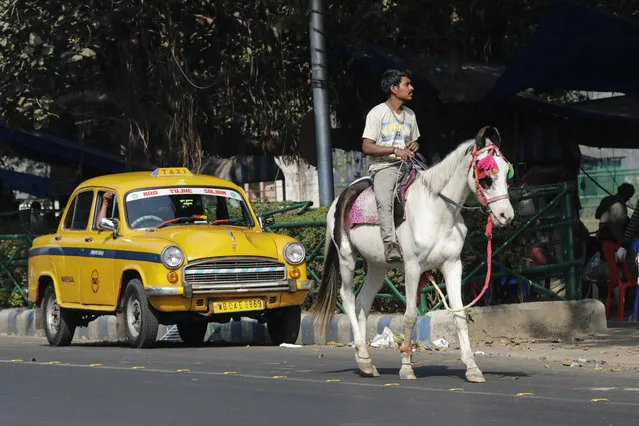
[437,142,510,211]
[470,143,511,208]
[437,193,484,212]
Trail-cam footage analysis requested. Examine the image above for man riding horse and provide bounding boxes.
[361,69,421,263]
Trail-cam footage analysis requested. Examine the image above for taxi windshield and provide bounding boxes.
[124,187,254,229]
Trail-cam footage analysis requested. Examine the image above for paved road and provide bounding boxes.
[1,336,638,426]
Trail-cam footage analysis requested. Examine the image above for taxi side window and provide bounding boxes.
[63,191,94,230]
[93,190,119,230]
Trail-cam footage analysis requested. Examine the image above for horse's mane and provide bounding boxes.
[419,140,474,194]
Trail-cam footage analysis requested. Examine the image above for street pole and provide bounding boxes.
[309,0,334,206]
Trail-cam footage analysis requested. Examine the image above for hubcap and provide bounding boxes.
[45,295,61,336]
[127,297,142,338]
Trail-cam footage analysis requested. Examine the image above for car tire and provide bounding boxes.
[266,305,301,345]
[42,285,76,346]
[123,279,159,348]
[177,322,208,346]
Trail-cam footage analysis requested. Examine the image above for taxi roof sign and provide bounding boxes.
[151,168,193,177]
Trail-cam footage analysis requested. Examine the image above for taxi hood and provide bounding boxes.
[147,226,281,261]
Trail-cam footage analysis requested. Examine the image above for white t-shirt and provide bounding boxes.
[362,102,420,171]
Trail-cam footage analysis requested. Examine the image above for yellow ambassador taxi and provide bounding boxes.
[28,168,312,348]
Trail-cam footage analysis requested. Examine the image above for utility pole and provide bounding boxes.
[309,0,334,206]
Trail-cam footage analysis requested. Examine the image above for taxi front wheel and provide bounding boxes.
[123,279,159,348]
[42,285,77,346]
[266,306,301,345]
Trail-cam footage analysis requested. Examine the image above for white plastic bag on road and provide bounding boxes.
[370,327,397,348]
[279,343,303,348]
[432,338,449,348]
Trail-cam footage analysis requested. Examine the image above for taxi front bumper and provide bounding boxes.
[145,279,313,297]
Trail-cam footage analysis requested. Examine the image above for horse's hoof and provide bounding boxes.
[358,364,380,377]
[465,368,486,383]
[399,365,416,380]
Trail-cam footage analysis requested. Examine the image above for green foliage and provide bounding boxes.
[3,0,637,165]
[0,235,30,308]
[0,290,27,308]
[0,0,312,167]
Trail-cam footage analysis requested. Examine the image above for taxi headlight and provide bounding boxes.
[161,246,184,269]
[283,242,305,265]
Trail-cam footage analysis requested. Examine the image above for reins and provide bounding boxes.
[431,143,510,313]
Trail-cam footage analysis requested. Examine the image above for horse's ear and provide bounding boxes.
[475,126,501,148]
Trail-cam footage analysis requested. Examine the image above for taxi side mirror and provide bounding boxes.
[99,217,120,238]
[259,215,275,228]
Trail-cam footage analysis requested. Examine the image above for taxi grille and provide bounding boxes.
[184,257,288,294]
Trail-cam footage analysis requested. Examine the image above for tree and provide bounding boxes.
[0,0,312,169]
[1,0,637,169]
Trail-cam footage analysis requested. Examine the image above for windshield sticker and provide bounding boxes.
[126,187,240,202]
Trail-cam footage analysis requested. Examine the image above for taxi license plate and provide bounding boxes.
[212,298,264,314]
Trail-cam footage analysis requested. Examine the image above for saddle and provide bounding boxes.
[348,167,419,229]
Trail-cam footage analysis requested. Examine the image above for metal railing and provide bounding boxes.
[262,181,583,314]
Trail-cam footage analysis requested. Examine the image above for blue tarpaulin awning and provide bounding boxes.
[0,168,50,197]
[487,1,639,99]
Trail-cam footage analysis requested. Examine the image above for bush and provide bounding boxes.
[0,229,31,308]
[0,290,27,308]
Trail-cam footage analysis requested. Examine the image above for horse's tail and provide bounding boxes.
[310,178,370,339]
[310,219,340,338]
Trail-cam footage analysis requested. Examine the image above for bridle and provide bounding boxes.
[469,143,511,208]
[436,142,512,212]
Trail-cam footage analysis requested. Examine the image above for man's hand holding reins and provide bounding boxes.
[406,141,419,153]
[393,147,415,161]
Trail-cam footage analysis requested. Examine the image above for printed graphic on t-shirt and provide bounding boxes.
[379,120,412,148]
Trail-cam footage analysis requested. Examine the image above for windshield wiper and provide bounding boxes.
[156,215,207,229]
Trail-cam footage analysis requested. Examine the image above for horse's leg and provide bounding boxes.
[399,262,420,380]
[354,264,387,376]
[441,259,485,383]
[338,252,378,376]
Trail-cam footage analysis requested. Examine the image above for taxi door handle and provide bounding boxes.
[85,237,93,242]
[54,236,62,241]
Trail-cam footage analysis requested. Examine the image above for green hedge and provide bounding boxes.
[0,214,32,308]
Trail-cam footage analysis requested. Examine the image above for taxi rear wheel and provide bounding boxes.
[123,279,159,348]
[177,322,208,346]
[42,285,76,346]
[266,305,301,345]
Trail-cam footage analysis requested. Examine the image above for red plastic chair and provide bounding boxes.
[601,240,639,321]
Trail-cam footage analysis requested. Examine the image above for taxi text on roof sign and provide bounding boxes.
[150,168,193,177]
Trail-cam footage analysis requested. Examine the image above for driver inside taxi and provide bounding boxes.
[96,191,116,226]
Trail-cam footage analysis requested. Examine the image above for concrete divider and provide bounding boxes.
[427,299,607,344]
[0,299,607,345]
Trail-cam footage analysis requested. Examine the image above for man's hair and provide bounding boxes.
[381,69,411,96]
[618,183,635,199]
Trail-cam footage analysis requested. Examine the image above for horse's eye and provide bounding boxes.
[479,176,492,189]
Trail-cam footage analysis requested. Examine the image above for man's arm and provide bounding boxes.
[96,191,113,225]
[362,139,414,160]
[608,202,628,245]
[406,118,421,153]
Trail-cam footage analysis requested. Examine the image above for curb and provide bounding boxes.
[0,299,606,345]
[0,308,430,345]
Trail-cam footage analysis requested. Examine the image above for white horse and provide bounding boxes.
[311,126,514,383]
